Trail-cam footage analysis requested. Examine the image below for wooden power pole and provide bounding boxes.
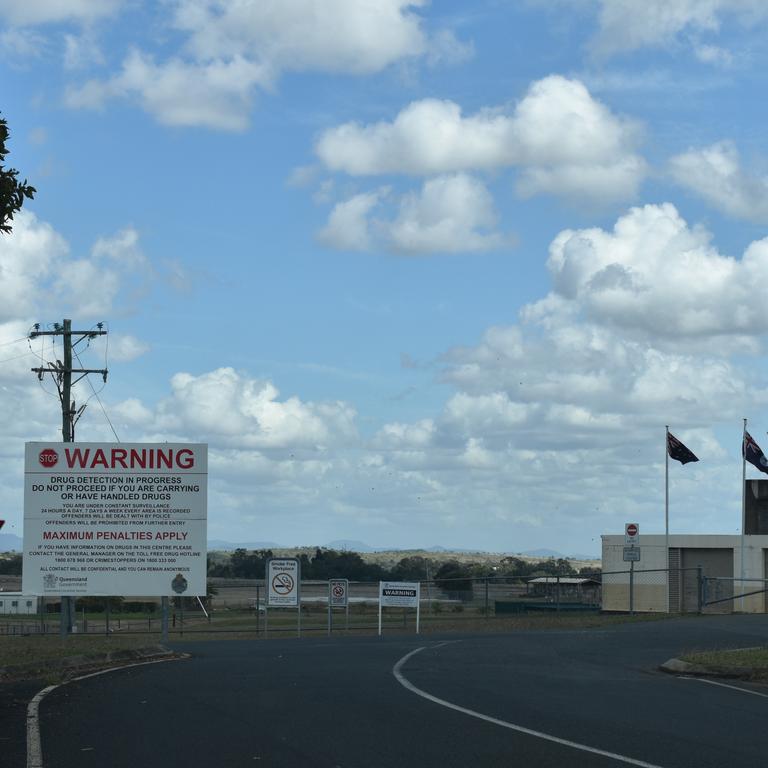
[30,319,108,635]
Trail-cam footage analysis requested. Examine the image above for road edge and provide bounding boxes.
[26,652,187,768]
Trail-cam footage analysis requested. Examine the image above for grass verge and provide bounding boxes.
[680,647,768,680]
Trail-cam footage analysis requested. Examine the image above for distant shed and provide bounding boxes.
[0,593,38,615]
[526,577,601,603]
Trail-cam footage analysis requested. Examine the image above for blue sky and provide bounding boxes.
[3,0,768,556]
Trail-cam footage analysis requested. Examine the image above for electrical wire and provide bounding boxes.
[0,348,36,363]
[27,333,59,400]
[0,335,29,348]
[74,347,120,442]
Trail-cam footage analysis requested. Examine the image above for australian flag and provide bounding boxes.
[743,431,768,474]
[667,432,699,464]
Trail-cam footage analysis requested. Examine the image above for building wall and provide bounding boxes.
[601,534,768,614]
[0,593,38,615]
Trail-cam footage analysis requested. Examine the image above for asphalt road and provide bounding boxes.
[22,615,768,767]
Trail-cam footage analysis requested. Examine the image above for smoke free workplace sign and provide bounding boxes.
[23,443,207,596]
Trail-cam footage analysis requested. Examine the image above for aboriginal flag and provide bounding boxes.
[667,432,699,464]
[743,431,768,475]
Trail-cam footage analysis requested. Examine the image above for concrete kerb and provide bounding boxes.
[659,656,758,680]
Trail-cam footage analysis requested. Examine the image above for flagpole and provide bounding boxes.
[741,418,747,612]
[665,425,670,613]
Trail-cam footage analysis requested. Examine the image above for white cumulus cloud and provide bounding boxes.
[64,0,464,130]
[316,76,645,205]
[0,0,122,26]
[318,175,505,254]
[154,367,358,451]
[669,141,768,222]
[590,0,768,57]
[533,202,768,341]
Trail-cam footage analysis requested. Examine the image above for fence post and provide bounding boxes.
[697,566,703,614]
[556,575,561,612]
[629,562,634,615]
[161,596,169,643]
[484,578,489,617]
[256,583,261,636]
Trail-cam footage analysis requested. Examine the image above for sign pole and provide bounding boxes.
[629,560,634,615]
[378,597,382,637]
[741,418,747,612]
[161,596,169,643]
[327,582,332,637]
[665,425,670,613]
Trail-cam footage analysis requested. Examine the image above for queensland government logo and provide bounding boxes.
[43,574,59,589]
[39,448,58,468]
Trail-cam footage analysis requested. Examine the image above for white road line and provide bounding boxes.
[682,676,768,699]
[26,656,185,768]
[392,646,667,768]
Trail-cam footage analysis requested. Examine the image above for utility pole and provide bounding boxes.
[30,319,108,636]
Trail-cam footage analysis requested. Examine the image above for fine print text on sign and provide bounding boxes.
[623,547,641,562]
[23,443,207,596]
[267,558,300,607]
[379,581,420,608]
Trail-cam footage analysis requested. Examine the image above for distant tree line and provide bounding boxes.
[0,553,22,575]
[207,548,600,584]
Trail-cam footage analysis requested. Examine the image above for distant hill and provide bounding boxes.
[521,548,599,560]
[325,539,379,552]
[0,534,23,552]
[207,539,280,551]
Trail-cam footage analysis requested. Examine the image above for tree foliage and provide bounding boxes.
[0,553,22,575]
[0,114,35,234]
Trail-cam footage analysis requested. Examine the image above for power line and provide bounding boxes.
[0,348,35,363]
[74,348,120,442]
[0,335,28,348]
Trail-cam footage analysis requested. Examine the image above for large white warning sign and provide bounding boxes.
[22,442,207,596]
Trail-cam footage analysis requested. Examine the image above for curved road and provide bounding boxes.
[32,615,768,767]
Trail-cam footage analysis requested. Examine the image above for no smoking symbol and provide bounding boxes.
[332,584,345,598]
[272,573,294,595]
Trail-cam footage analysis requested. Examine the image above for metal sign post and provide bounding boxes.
[328,579,349,636]
[161,596,169,642]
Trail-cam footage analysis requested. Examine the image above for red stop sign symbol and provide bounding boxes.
[39,448,58,468]
[626,523,638,537]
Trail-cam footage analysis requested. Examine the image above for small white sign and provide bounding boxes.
[625,522,640,546]
[267,558,300,607]
[379,581,420,608]
[623,546,641,562]
[329,578,349,608]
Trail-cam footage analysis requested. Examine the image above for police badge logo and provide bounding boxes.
[171,573,188,594]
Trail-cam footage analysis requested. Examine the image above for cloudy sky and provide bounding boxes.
[3,0,768,556]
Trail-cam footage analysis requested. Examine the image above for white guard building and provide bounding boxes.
[0,592,39,615]
[601,534,768,614]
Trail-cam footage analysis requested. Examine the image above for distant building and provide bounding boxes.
[0,592,38,615]
[601,534,768,614]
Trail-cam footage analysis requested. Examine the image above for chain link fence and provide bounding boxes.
[0,568,721,638]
